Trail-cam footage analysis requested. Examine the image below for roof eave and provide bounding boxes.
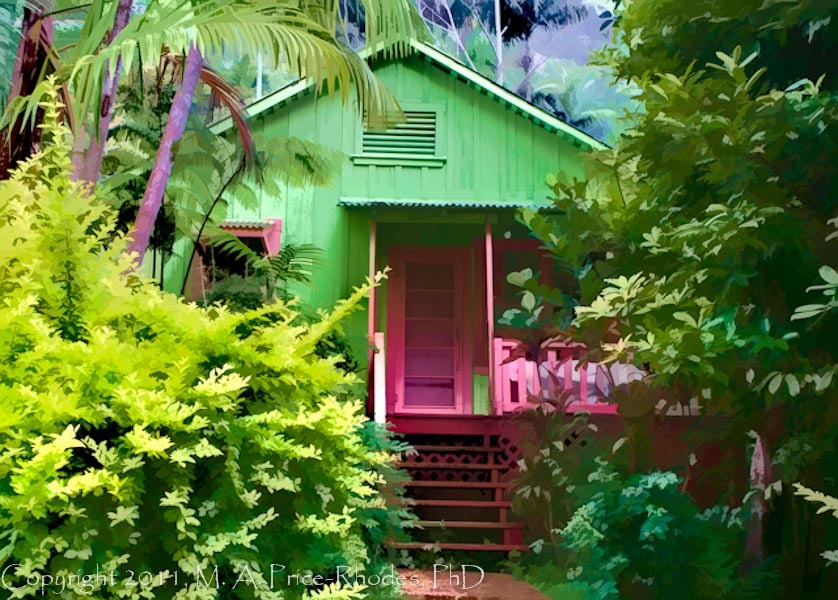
[407,40,607,151]
[211,39,608,151]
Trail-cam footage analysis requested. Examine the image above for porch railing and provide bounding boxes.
[492,338,641,415]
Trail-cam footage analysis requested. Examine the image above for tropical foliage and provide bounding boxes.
[412,0,638,141]
[509,402,776,600]
[172,0,639,142]
[0,94,407,599]
[510,0,836,595]
[2,0,422,268]
[100,61,342,290]
[556,468,761,600]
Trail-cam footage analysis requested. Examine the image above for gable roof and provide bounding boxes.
[211,39,608,151]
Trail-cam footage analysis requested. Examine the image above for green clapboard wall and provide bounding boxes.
[163,48,593,370]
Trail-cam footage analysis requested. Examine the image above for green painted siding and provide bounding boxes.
[339,58,582,204]
[163,54,588,374]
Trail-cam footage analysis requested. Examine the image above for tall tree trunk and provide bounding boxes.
[743,430,772,569]
[77,0,135,184]
[493,0,503,84]
[1,2,53,179]
[127,43,202,266]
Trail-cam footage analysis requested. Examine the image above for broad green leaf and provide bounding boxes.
[507,268,534,288]
[819,265,838,285]
[768,373,783,395]
[785,374,800,397]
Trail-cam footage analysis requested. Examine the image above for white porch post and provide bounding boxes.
[368,219,377,345]
[485,221,495,415]
[368,220,387,424]
[373,332,386,424]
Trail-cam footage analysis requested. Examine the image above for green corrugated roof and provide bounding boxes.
[221,220,273,229]
[338,197,552,209]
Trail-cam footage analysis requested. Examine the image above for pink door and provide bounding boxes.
[387,247,471,414]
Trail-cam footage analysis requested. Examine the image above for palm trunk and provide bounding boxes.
[127,43,202,266]
[77,0,134,184]
[1,3,53,179]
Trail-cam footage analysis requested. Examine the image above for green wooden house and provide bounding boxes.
[164,40,612,550]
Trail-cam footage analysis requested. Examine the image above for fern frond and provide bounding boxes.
[793,482,838,517]
[205,228,262,265]
[262,243,323,285]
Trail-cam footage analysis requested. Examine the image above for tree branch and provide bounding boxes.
[179,159,246,296]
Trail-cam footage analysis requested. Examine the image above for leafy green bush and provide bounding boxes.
[201,274,268,313]
[0,95,403,599]
[201,278,361,377]
[509,399,607,545]
[558,465,746,600]
[508,401,772,600]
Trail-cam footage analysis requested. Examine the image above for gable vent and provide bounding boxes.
[362,110,437,156]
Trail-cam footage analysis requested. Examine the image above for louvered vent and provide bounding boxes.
[362,110,437,156]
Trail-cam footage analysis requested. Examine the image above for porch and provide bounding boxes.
[371,332,626,424]
[356,214,697,552]
[363,215,625,429]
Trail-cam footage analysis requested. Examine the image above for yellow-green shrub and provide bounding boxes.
[0,94,395,599]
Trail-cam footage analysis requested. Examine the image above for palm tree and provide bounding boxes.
[0,1,56,179]
[3,0,424,264]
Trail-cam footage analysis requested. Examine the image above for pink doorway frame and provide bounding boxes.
[386,246,472,416]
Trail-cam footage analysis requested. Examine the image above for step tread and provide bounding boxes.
[410,499,512,508]
[416,520,525,529]
[409,444,497,452]
[406,480,509,489]
[389,542,529,552]
[399,461,508,470]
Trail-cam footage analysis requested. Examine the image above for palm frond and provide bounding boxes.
[161,50,257,168]
[249,130,344,188]
[5,0,423,142]
[0,1,23,113]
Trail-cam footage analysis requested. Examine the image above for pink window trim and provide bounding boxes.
[218,218,283,256]
[188,219,282,300]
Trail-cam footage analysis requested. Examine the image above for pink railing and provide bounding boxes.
[492,338,637,415]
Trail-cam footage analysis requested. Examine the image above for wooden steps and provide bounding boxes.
[394,433,525,553]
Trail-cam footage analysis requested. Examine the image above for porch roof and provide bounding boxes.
[338,196,552,210]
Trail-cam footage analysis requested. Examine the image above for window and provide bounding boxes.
[351,105,445,167]
[206,235,265,280]
[185,219,282,300]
